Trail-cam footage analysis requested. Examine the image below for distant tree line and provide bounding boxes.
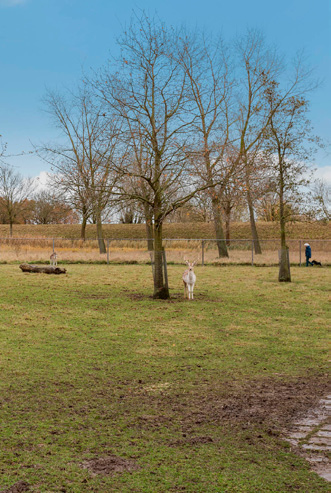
[1,13,330,293]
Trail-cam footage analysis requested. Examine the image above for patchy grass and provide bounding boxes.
[0,265,330,492]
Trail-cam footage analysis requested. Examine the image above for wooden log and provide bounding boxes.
[19,263,67,275]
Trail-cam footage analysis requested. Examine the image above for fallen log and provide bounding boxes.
[19,263,67,275]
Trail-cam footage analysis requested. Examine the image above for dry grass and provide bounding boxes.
[0,222,329,265]
[0,243,329,265]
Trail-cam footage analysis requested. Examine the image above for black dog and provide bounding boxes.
[311,260,322,266]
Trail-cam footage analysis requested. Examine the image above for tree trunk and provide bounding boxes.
[153,222,169,299]
[244,159,262,254]
[80,215,87,241]
[144,205,154,251]
[146,222,154,251]
[246,188,262,254]
[211,197,228,257]
[10,221,13,237]
[96,211,106,254]
[224,209,231,247]
[19,263,67,275]
[278,170,291,282]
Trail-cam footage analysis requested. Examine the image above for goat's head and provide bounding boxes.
[185,259,198,271]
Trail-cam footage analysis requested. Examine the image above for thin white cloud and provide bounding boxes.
[34,171,51,191]
[314,166,331,186]
[0,0,27,7]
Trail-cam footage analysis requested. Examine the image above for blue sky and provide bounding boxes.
[1,0,330,183]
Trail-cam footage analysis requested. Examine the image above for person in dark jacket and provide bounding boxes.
[304,243,313,266]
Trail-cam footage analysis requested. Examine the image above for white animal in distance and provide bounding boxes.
[50,251,58,267]
[182,260,197,300]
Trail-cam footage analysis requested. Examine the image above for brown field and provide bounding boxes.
[0,238,329,265]
[0,220,330,241]
[0,222,329,265]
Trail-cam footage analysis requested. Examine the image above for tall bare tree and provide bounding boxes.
[39,85,119,251]
[310,178,330,222]
[264,60,320,281]
[179,32,235,257]
[234,30,285,254]
[219,174,246,245]
[31,189,76,224]
[48,168,93,240]
[96,13,223,298]
[0,136,6,163]
[0,164,34,236]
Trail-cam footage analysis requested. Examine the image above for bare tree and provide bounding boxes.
[219,173,246,245]
[0,136,6,163]
[0,164,35,236]
[234,30,286,254]
[310,178,330,222]
[39,85,119,251]
[117,145,155,250]
[118,200,144,224]
[179,31,235,257]
[49,168,93,240]
[264,60,320,281]
[31,189,76,224]
[96,13,219,298]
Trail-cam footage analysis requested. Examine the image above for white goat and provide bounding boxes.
[182,260,197,300]
[50,251,58,267]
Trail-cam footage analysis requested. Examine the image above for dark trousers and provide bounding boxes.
[306,256,313,266]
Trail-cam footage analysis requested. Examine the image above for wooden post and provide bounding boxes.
[107,239,110,265]
[299,240,302,267]
[201,240,205,266]
[52,238,55,253]
[251,240,254,266]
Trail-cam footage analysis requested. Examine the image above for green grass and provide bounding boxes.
[0,265,330,492]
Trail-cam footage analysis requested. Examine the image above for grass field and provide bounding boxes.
[0,264,330,492]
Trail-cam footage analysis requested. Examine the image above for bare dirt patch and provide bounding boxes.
[125,291,221,303]
[178,376,330,431]
[0,481,30,493]
[128,375,330,437]
[80,455,140,476]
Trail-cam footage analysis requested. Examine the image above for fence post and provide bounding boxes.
[107,239,110,265]
[251,240,254,266]
[201,240,205,266]
[299,240,301,267]
[52,238,55,253]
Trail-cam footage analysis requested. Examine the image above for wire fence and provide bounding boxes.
[0,237,330,266]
